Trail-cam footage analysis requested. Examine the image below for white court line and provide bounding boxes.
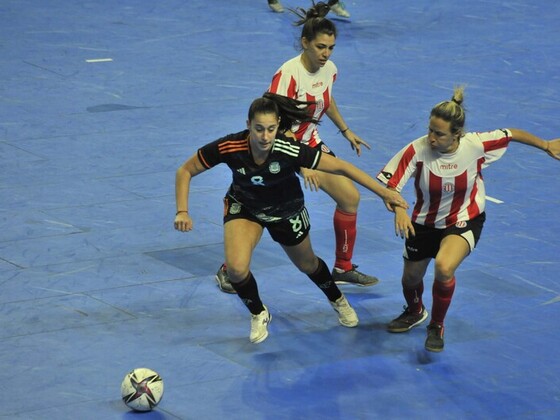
[485,195,504,204]
[85,58,113,63]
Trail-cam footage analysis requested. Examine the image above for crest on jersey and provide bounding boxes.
[443,182,455,193]
[269,161,280,174]
[455,220,467,228]
[230,203,241,215]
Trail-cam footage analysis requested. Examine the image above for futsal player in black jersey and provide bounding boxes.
[174,93,408,343]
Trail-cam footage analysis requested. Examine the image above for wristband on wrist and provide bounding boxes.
[176,210,188,215]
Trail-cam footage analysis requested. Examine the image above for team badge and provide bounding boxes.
[269,161,280,174]
[320,144,331,154]
[443,182,455,193]
[455,220,467,228]
[229,203,241,215]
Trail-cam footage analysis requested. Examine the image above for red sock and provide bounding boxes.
[333,209,357,272]
[431,277,456,325]
[403,281,424,314]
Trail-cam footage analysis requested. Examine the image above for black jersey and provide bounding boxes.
[197,130,322,222]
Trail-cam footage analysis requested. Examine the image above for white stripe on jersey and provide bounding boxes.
[273,139,300,157]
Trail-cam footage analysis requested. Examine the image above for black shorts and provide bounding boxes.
[223,197,311,247]
[404,212,486,261]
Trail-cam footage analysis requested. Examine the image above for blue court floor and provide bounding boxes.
[1,1,559,419]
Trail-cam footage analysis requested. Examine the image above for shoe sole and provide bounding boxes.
[339,318,359,328]
[334,279,379,287]
[250,314,272,344]
[425,344,444,353]
[387,309,428,333]
[214,275,237,294]
[334,308,359,327]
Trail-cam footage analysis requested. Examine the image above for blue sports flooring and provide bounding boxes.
[1,1,559,418]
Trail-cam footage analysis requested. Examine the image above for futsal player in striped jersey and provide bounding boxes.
[175,93,407,344]
[377,86,560,352]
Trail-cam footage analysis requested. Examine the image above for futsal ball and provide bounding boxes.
[121,368,164,412]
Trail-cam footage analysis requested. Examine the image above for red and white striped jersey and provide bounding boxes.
[377,129,512,228]
[268,55,337,147]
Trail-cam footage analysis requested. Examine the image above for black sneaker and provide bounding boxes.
[387,305,428,333]
[215,264,236,294]
[425,323,444,352]
[331,265,379,286]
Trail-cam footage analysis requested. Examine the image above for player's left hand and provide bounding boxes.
[300,167,321,192]
[545,138,560,160]
[174,213,193,232]
[394,210,415,239]
[383,190,408,211]
[342,129,371,157]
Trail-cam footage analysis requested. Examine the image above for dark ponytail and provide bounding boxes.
[248,93,319,133]
[261,92,319,133]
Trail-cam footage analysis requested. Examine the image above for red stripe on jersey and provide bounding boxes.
[322,88,330,113]
[483,134,509,152]
[269,71,297,99]
[465,157,485,219]
[445,171,468,226]
[387,144,416,189]
[412,162,424,222]
[424,171,442,227]
[466,181,480,219]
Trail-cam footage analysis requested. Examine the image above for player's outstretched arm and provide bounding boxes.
[509,129,560,160]
[316,153,408,209]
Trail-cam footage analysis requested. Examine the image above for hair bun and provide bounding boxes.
[290,1,332,25]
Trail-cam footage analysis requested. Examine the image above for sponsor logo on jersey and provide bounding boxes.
[440,163,458,170]
[455,220,467,228]
[269,161,280,174]
[230,203,241,215]
[250,176,265,186]
[312,81,324,89]
[237,168,246,175]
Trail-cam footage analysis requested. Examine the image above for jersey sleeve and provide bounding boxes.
[197,132,243,169]
[197,140,221,169]
[477,129,512,168]
[377,142,419,192]
[268,65,298,99]
[274,136,322,169]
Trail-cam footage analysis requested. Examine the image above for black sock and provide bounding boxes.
[230,272,264,315]
[307,258,342,302]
